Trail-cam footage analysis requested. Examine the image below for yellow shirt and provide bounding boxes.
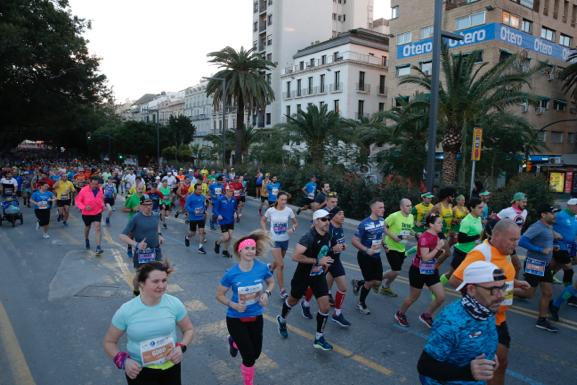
[438,202,453,234]
[53,180,75,200]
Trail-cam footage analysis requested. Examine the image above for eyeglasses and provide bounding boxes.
[318,217,330,222]
[473,283,507,296]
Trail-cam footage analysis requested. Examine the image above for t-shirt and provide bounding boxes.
[266,182,281,203]
[314,191,327,205]
[31,190,54,210]
[497,206,527,228]
[454,214,483,253]
[453,241,515,325]
[304,182,317,200]
[111,294,187,368]
[384,211,414,252]
[53,180,75,200]
[521,220,554,264]
[451,206,469,233]
[412,230,439,268]
[354,216,386,257]
[103,184,116,199]
[553,210,577,252]
[124,194,141,220]
[122,212,160,248]
[185,193,206,221]
[159,186,171,205]
[295,228,331,276]
[264,207,295,242]
[209,183,224,201]
[328,223,345,259]
[220,260,272,318]
[412,203,433,232]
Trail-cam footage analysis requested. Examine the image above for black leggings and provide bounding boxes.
[126,362,180,385]
[226,316,263,367]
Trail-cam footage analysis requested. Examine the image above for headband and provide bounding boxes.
[237,239,256,252]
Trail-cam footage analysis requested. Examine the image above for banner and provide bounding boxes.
[471,127,483,161]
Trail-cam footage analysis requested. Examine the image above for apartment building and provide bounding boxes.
[252,0,374,128]
[280,28,389,121]
[389,0,577,162]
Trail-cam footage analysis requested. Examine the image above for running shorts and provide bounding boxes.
[408,265,440,289]
[220,223,234,232]
[386,250,406,272]
[290,273,329,300]
[35,209,50,226]
[357,251,383,282]
[189,220,205,232]
[450,247,468,270]
[56,199,71,208]
[327,256,346,278]
[82,213,102,226]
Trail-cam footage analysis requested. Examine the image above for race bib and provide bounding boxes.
[140,336,174,367]
[60,193,69,200]
[234,190,241,197]
[194,206,204,215]
[502,280,514,306]
[309,264,325,277]
[215,188,222,195]
[370,239,381,255]
[419,260,436,275]
[38,200,49,209]
[272,188,279,196]
[525,257,546,277]
[273,222,288,235]
[238,283,262,306]
[307,192,315,200]
[136,248,157,265]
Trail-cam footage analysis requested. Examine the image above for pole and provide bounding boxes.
[156,111,160,169]
[221,79,226,169]
[425,0,443,191]
[469,160,476,199]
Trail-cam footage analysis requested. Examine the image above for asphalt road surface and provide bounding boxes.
[0,197,575,385]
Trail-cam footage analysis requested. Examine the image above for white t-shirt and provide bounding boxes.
[264,207,295,242]
[497,207,528,227]
[166,175,177,187]
[0,177,18,189]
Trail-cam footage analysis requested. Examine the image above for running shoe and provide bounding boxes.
[222,250,231,258]
[279,289,288,299]
[419,313,434,328]
[356,303,371,315]
[351,279,361,296]
[567,297,577,308]
[379,287,398,297]
[214,241,220,254]
[185,236,190,247]
[301,302,313,320]
[227,335,238,357]
[536,318,559,333]
[549,301,560,322]
[394,311,409,327]
[105,217,110,226]
[198,246,207,254]
[42,233,50,239]
[276,315,288,338]
[63,221,68,227]
[313,336,333,351]
[95,246,103,255]
[175,212,179,218]
[331,313,351,327]
[85,239,90,250]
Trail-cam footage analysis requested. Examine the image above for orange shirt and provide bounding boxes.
[453,240,515,326]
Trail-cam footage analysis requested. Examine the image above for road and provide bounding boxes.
[0,197,575,385]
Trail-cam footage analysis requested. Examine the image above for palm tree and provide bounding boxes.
[341,112,390,167]
[560,51,577,103]
[206,46,275,164]
[284,104,342,169]
[400,47,540,185]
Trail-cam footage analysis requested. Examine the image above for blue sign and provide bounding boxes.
[397,23,575,62]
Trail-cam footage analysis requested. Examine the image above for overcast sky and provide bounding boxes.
[68,0,391,102]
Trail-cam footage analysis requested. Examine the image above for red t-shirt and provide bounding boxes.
[412,231,439,268]
[227,181,243,199]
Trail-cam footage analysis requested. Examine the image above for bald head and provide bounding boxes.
[491,219,520,255]
[400,198,412,215]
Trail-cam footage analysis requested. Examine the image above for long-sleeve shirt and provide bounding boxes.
[75,185,104,215]
[213,196,237,225]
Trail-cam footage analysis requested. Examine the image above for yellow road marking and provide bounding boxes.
[0,301,36,385]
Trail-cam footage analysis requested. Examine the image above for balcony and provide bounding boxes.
[259,0,267,13]
[356,84,370,94]
[330,83,343,93]
[283,91,294,100]
[282,50,388,75]
[259,22,266,32]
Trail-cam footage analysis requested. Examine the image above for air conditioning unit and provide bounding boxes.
[536,106,545,115]
[521,103,528,113]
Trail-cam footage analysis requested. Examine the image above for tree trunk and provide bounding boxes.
[442,151,458,185]
[442,124,462,186]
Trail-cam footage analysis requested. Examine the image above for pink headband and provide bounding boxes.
[237,239,256,252]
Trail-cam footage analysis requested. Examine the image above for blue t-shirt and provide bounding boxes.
[553,210,577,252]
[304,182,317,200]
[214,196,237,225]
[520,220,554,264]
[266,182,281,203]
[481,204,489,221]
[31,191,54,210]
[185,193,206,221]
[256,175,263,186]
[354,216,386,257]
[209,183,224,201]
[111,294,187,367]
[103,184,116,198]
[328,223,345,259]
[220,260,272,318]
[422,300,498,385]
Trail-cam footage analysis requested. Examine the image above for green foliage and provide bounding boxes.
[560,51,577,103]
[166,116,196,160]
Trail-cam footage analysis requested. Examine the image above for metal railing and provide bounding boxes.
[283,51,387,75]
[356,84,371,94]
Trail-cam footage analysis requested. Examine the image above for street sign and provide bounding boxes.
[472,127,483,161]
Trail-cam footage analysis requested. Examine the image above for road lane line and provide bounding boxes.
[0,301,36,385]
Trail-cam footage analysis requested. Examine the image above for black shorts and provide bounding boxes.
[386,250,406,272]
[553,249,571,265]
[357,251,383,282]
[239,196,246,203]
[524,261,555,287]
[451,247,468,270]
[189,220,205,232]
[104,197,115,206]
[327,256,346,278]
[56,199,71,208]
[290,272,329,299]
[497,322,511,348]
[34,209,50,226]
[260,196,268,202]
[408,265,440,289]
[82,213,102,226]
[221,223,234,232]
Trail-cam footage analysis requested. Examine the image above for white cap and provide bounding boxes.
[312,209,330,220]
[456,261,502,291]
[568,198,577,206]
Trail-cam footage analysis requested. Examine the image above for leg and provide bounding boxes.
[84,224,90,240]
[94,221,102,247]
[272,248,285,292]
[538,281,553,318]
[426,283,445,314]
[382,270,400,288]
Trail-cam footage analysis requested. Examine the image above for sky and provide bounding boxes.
[68,0,391,102]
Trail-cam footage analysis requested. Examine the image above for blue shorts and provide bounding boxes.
[274,240,289,250]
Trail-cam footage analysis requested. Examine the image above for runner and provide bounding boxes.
[184,183,208,254]
[351,198,386,314]
[380,198,415,297]
[266,175,281,208]
[496,192,528,273]
[216,231,274,385]
[122,169,136,197]
[255,170,263,199]
[175,178,190,219]
[451,195,469,236]
[412,192,435,237]
[258,173,270,216]
[417,261,504,384]
[103,261,193,385]
[75,176,105,255]
[431,187,456,245]
[30,181,56,239]
[312,182,330,211]
[297,176,317,215]
[449,219,531,385]
[21,171,33,207]
[0,170,18,196]
[516,205,560,332]
[103,177,117,226]
[209,175,225,229]
[261,191,298,299]
[158,179,172,229]
[52,173,75,226]
[275,209,334,351]
[213,186,238,258]
[228,175,245,223]
[479,191,492,225]
[395,214,446,328]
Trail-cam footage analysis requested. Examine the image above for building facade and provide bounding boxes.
[389,0,577,161]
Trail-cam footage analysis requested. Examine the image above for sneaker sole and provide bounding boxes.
[394,314,409,327]
[276,318,288,339]
[535,324,559,333]
[331,317,351,328]
[418,316,432,329]
[356,306,370,315]
[313,343,333,351]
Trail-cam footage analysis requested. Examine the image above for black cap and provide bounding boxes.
[140,194,152,204]
[538,204,560,215]
[329,206,343,219]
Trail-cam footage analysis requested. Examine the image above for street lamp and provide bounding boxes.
[203,76,227,168]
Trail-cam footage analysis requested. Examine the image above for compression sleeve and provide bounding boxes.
[417,350,475,382]
[458,232,480,243]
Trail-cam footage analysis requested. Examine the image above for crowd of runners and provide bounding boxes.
[1,161,576,385]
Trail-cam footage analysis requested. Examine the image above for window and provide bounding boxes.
[382,56,387,66]
[378,102,385,112]
[286,105,291,117]
[396,65,411,77]
[320,74,325,93]
[420,61,432,75]
[267,35,272,45]
[253,22,258,32]
[308,77,313,94]
[337,15,342,21]
[297,104,302,112]
[421,26,433,39]
[309,58,315,67]
[502,11,520,28]
[286,81,291,96]
[511,0,535,8]
[334,51,341,61]
[499,50,512,62]
[357,100,364,119]
[321,55,327,65]
[266,113,271,125]
[267,14,272,25]
[455,11,485,30]
[253,40,257,50]
[539,98,550,109]
[569,133,577,143]
[299,61,304,70]
[358,71,365,90]
[333,13,337,20]
[266,73,271,85]
[554,99,568,111]
[397,32,412,45]
[521,19,533,33]
[538,131,546,142]
[343,14,346,22]
[391,5,399,19]
[551,131,564,144]
[319,101,325,108]
[379,75,386,94]
[334,71,340,89]
[297,79,302,96]
[334,99,339,113]
[541,26,556,41]
[266,53,272,61]
[559,33,572,46]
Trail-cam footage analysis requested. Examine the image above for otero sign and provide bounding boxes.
[397,23,575,62]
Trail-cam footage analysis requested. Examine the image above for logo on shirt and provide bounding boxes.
[469,331,483,338]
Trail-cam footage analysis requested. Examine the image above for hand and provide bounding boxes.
[542,248,552,255]
[470,354,496,381]
[365,248,375,256]
[333,243,345,253]
[554,231,562,240]
[137,239,147,250]
[217,215,223,221]
[319,256,334,268]
[515,280,531,290]
[258,293,269,307]
[159,236,165,245]
[230,301,246,312]
[124,358,142,380]
[167,346,183,365]
[86,205,91,211]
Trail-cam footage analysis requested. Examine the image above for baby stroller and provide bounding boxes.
[1,196,24,227]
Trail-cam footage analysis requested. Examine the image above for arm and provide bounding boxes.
[103,325,141,379]
[458,232,480,243]
[292,243,316,264]
[420,242,445,262]
[260,213,268,231]
[518,235,547,254]
[351,235,372,255]
[216,284,245,313]
[417,350,475,382]
[290,216,298,233]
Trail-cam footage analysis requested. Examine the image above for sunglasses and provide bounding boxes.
[318,217,330,222]
[474,283,507,296]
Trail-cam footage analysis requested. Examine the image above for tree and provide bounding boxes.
[205,46,275,164]
[0,0,110,151]
[400,48,540,185]
[560,51,577,103]
[166,116,196,161]
[341,112,391,168]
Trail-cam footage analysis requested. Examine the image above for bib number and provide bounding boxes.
[194,207,204,215]
[140,336,174,367]
[419,260,436,275]
[215,188,222,196]
[38,201,49,209]
[272,188,279,196]
[502,280,514,306]
[525,257,546,277]
[137,248,157,264]
[238,283,262,306]
[234,190,241,197]
[309,265,325,277]
[273,222,288,235]
[307,192,315,200]
[60,193,69,200]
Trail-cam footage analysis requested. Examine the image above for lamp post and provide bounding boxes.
[203,76,227,168]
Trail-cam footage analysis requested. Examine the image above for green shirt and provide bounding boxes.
[454,214,483,253]
[125,194,141,220]
[384,211,414,252]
